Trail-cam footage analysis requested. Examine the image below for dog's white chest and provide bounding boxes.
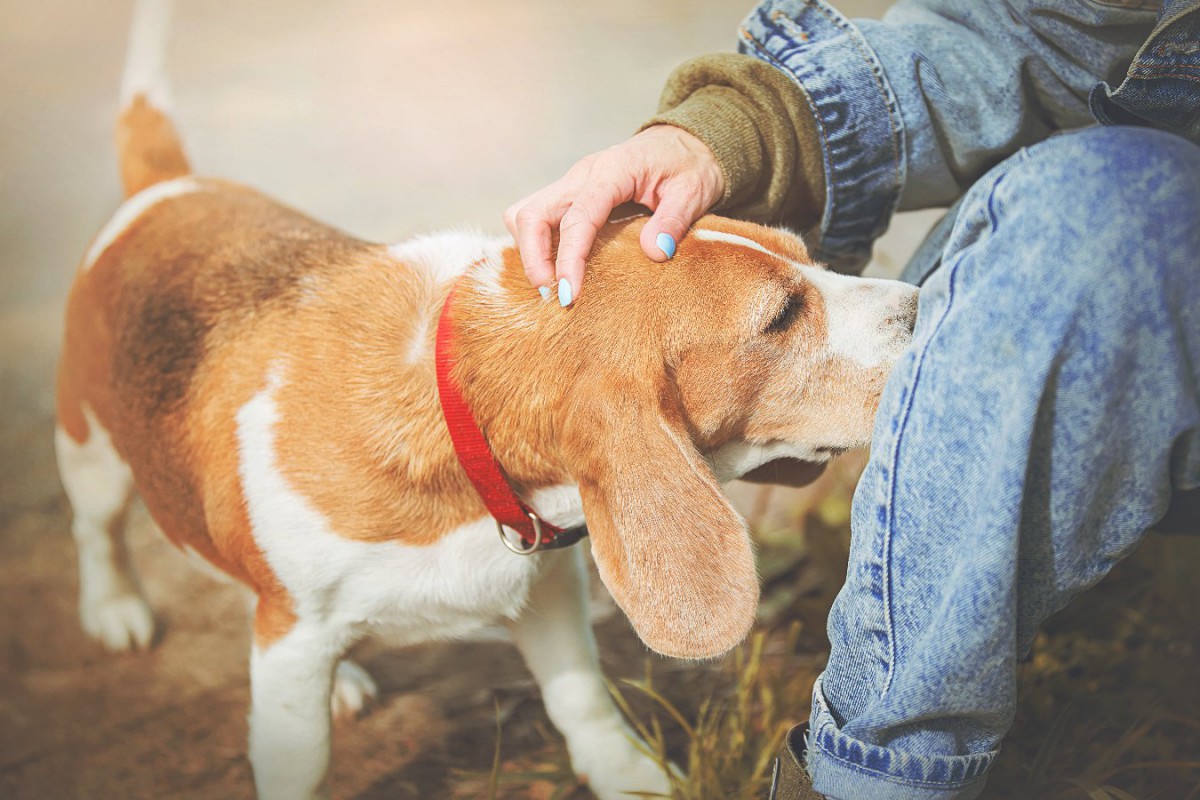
[234,367,577,644]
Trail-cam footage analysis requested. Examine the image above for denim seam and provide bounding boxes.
[811,676,999,787]
[816,0,906,262]
[876,164,1013,697]
[1128,68,1200,82]
[810,734,993,790]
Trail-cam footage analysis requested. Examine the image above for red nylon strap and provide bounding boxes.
[435,281,577,550]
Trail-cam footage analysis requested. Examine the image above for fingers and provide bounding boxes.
[505,125,723,307]
[554,180,628,306]
[505,194,564,292]
[639,183,709,263]
[507,164,631,306]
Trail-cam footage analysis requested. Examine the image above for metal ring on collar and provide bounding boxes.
[496,512,543,555]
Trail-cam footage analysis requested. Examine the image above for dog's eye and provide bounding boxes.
[763,296,801,335]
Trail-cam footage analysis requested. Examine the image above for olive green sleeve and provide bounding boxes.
[639,53,826,233]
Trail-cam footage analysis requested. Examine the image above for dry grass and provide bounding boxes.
[610,624,815,800]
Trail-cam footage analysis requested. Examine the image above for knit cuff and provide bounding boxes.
[641,85,765,210]
[638,53,826,232]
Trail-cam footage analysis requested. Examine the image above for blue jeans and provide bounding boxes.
[806,126,1200,800]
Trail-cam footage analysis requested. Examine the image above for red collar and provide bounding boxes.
[434,281,586,554]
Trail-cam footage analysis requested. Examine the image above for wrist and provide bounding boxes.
[643,53,827,232]
[640,88,761,210]
[639,124,725,208]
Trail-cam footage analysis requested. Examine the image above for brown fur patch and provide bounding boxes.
[58,181,368,641]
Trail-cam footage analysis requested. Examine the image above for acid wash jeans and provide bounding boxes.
[803,126,1200,799]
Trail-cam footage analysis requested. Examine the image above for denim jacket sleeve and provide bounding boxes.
[738,0,1158,272]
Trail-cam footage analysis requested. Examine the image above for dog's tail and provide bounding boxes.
[116,0,190,198]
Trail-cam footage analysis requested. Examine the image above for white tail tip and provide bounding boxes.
[119,0,174,111]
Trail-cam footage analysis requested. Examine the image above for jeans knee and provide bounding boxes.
[1016,126,1200,214]
[970,126,1200,312]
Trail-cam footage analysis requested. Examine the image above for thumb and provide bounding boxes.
[640,190,708,263]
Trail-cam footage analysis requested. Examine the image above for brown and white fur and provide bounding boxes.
[55,2,918,797]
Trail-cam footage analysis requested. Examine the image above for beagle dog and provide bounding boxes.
[55,2,918,798]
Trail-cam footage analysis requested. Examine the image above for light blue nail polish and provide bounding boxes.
[656,232,677,259]
[558,278,573,307]
[538,285,552,301]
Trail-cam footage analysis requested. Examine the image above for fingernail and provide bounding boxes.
[558,278,573,307]
[538,285,552,301]
[656,232,676,260]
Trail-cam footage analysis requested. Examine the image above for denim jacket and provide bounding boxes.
[737,0,1200,272]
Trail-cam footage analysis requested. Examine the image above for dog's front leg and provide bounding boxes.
[248,621,341,800]
[508,548,674,800]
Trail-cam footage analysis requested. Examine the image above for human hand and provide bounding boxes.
[504,125,724,306]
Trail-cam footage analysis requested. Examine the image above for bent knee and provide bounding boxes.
[1009,126,1200,240]
[977,126,1200,309]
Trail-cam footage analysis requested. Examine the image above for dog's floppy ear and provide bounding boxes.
[562,378,758,660]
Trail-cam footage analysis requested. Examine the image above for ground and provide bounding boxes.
[4,362,1197,798]
[2,2,1197,798]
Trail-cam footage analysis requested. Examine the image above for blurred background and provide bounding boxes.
[1,1,1195,798]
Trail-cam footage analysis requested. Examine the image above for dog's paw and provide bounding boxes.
[80,593,155,652]
[573,730,675,800]
[331,659,378,720]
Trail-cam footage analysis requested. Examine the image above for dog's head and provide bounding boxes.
[548,216,915,659]
[465,215,916,659]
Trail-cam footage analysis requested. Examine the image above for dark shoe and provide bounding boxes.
[767,723,826,800]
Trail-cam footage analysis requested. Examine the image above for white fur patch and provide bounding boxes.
[83,176,203,271]
[800,267,915,370]
[522,483,587,530]
[693,228,784,260]
[55,406,131,521]
[248,630,337,800]
[507,551,673,799]
[469,249,509,298]
[55,407,155,651]
[388,230,514,361]
[331,659,377,719]
[120,0,175,111]
[695,225,916,375]
[707,440,827,483]
[235,364,563,645]
[405,314,431,365]
[387,229,508,287]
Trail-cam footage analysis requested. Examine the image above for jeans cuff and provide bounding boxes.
[737,0,905,273]
[806,675,996,800]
